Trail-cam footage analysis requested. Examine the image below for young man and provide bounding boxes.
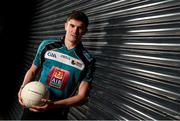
[18,10,95,120]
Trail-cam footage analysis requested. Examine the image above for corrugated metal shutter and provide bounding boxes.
[7,0,180,120]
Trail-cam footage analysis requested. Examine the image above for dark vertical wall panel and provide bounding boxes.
[0,0,35,119]
[6,0,180,120]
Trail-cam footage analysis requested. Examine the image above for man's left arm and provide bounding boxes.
[54,81,90,106]
[29,81,90,112]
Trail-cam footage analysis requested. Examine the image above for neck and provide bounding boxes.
[64,39,78,50]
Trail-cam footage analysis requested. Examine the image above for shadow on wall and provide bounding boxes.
[0,0,35,115]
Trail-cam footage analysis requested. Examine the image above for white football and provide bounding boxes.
[21,81,49,108]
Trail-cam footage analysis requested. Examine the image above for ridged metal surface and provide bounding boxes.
[10,0,180,120]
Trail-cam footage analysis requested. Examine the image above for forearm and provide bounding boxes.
[20,64,37,88]
[53,94,87,108]
[52,81,89,108]
[21,70,35,87]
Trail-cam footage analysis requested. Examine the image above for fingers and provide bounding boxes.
[29,105,47,112]
[18,89,25,107]
[18,98,24,106]
[29,107,40,112]
[41,99,54,109]
[41,99,51,104]
[29,99,53,112]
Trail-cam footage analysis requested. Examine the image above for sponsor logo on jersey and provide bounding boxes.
[45,50,84,70]
[47,51,56,58]
[71,60,83,68]
[61,54,70,60]
[46,67,69,90]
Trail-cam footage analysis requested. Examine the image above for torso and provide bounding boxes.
[33,38,93,100]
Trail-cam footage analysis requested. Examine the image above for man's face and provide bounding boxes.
[65,19,87,44]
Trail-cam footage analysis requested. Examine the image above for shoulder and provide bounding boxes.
[38,39,63,50]
[76,44,95,64]
[39,39,60,47]
[82,47,95,63]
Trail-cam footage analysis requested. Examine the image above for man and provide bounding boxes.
[18,10,95,120]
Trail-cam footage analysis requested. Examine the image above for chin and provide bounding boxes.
[69,39,77,43]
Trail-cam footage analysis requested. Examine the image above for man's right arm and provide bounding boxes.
[20,64,38,88]
[18,64,38,106]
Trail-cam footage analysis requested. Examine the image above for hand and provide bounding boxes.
[29,99,54,112]
[18,87,25,108]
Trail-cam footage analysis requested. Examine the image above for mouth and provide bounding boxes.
[71,34,78,38]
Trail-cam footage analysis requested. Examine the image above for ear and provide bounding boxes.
[64,22,67,31]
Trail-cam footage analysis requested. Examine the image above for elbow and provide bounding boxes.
[77,95,89,106]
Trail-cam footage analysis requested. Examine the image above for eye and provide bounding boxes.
[70,24,75,28]
[78,27,83,30]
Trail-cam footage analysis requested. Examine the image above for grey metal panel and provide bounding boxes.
[10,0,180,120]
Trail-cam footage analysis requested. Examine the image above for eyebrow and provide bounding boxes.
[70,23,75,27]
[70,23,84,29]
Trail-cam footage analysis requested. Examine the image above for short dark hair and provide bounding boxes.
[66,10,89,28]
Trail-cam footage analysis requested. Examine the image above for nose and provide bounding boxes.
[73,27,79,35]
